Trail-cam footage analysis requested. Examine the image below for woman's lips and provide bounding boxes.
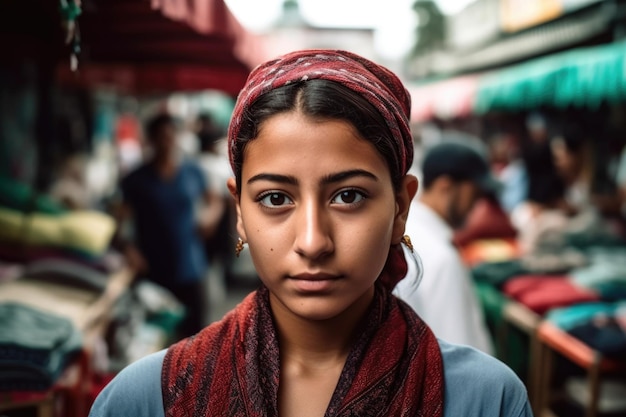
[289,273,340,292]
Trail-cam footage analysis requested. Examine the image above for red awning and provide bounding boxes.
[59,0,264,95]
[408,75,479,122]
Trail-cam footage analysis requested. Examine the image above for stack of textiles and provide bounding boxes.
[473,243,626,316]
[501,275,600,315]
[0,175,115,257]
[0,302,82,391]
[0,206,115,257]
[547,302,626,359]
[472,226,626,383]
[0,176,119,290]
[498,246,626,316]
[569,247,626,301]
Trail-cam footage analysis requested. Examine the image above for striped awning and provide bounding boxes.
[409,40,626,121]
[474,40,626,113]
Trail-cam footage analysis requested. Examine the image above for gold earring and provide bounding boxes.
[235,238,245,258]
[401,235,413,252]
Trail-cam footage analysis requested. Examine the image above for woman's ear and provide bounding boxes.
[392,174,419,244]
[227,177,248,242]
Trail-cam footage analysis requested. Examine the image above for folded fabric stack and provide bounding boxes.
[0,175,115,256]
[0,206,115,257]
[0,302,83,391]
[547,302,626,359]
[502,275,600,315]
[0,176,119,289]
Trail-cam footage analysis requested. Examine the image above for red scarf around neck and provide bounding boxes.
[162,274,444,417]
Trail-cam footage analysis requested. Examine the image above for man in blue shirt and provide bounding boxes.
[119,113,224,338]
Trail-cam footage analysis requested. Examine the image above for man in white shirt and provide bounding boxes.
[395,141,498,354]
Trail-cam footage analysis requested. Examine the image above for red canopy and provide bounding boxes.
[61,0,263,95]
[408,76,479,122]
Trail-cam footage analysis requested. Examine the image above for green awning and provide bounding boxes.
[474,40,626,113]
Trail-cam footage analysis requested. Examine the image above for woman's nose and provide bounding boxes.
[293,201,334,260]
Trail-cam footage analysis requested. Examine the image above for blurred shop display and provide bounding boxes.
[408,38,626,122]
[408,0,620,80]
[0,0,259,95]
[406,2,626,417]
[407,0,626,121]
[0,1,258,416]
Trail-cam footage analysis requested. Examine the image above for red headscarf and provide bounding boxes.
[228,49,414,178]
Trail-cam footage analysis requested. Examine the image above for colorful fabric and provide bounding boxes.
[0,175,65,215]
[502,275,600,315]
[0,302,82,391]
[162,284,444,417]
[471,260,529,288]
[0,206,115,256]
[228,50,413,178]
[547,302,626,331]
[546,302,626,358]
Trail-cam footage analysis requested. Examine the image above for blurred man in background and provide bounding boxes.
[395,141,496,354]
[117,113,224,339]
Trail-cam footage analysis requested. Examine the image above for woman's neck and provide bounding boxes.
[270,290,373,369]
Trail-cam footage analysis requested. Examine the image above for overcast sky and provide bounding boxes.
[225,0,474,59]
[225,0,475,32]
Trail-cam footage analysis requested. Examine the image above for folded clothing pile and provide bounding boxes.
[0,302,82,391]
[547,302,626,359]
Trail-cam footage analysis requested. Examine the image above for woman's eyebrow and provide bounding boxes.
[247,173,299,185]
[321,169,379,185]
[246,169,378,186]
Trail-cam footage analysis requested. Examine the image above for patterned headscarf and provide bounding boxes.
[227,49,414,178]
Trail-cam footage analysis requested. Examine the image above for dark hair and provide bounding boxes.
[145,113,177,143]
[550,121,587,154]
[232,79,402,192]
[196,113,224,152]
[528,172,566,206]
[421,170,468,189]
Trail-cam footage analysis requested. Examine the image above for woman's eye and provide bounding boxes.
[259,192,292,207]
[332,190,365,205]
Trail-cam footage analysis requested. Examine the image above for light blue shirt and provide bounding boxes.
[90,340,532,416]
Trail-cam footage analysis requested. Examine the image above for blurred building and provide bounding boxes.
[260,0,377,62]
[406,0,626,122]
[409,0,623,79]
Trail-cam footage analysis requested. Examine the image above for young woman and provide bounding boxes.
[90,50,532,417]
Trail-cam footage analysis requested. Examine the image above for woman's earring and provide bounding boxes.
[235,238,245,258]
[401,235,414,252]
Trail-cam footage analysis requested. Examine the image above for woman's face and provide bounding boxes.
[229,111,414,322]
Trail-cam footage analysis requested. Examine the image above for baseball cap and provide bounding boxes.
[421,141,501,195]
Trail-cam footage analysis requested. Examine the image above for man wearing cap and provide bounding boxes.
[394,141,497,354]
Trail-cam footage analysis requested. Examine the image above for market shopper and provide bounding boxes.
[90,50,531,417]
[550,120,621,218]
[194,113,234,290]
[117,113,224,339]
[398,141,496,354]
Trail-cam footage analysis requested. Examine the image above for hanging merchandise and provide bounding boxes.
[59,0,82,71]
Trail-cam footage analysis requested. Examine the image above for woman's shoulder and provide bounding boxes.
[439,340,532,417]
[88,350,166,417]
[89,339,533,417]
